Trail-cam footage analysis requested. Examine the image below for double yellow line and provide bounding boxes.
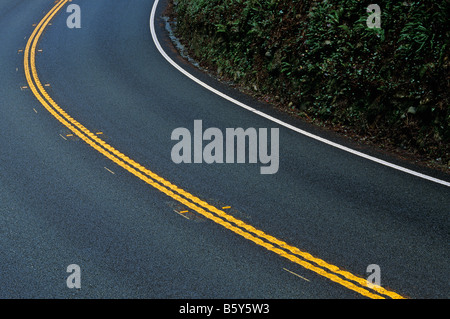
[24,0,405,299]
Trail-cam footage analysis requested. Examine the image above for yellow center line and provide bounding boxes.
[24,0,406,300]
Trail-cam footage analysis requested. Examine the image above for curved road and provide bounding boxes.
[0,0,448,300]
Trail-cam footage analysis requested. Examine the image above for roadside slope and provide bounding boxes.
[169,0,449,172]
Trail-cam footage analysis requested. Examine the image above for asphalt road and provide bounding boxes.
[0,0,448,300]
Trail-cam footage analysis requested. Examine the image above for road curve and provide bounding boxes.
[0,0,448,299]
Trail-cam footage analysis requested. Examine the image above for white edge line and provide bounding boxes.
[149,0,449,187]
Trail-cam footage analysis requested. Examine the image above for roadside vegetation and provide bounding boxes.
[168,0,449,171]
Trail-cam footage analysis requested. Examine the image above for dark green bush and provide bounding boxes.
[173,0,449,165]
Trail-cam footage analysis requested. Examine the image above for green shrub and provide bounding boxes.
[173,0,449,165]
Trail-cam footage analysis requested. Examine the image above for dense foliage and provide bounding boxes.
[172,0,449,166]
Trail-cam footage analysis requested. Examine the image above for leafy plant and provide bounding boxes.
[172,0,450,165]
